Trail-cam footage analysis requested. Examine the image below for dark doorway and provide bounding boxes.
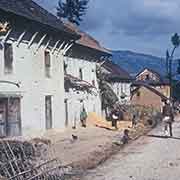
[64,99,68,127]
[0,97,21,137]
[45,96,52,130]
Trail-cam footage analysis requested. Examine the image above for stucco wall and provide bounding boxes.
[131,86,163,111]
[64,57,101,127]
[154,85,170,98]
[0,39,65,136]
[111,82,131,104]
[136,69,160,81]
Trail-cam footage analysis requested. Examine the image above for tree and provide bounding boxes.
[57,0,89,26]
[166,33,180,99]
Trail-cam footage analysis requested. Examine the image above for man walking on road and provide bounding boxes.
[162,100,174,137]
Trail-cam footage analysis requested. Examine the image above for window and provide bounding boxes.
[145,74,150,80]
[79,68,83,80]
[64,99,68,127]
[45,96,52,129]
[45,51,51,78]
[137,91,140,97]
[92,80,95,86]
[64,62,67,75]
[4,43,13,74]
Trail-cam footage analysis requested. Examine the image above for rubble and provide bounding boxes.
[0,138,71,180]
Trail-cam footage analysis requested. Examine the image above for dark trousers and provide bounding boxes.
[165,122,173,136]
[112,119,118,129]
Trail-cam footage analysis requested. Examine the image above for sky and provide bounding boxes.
[34,0,180,57]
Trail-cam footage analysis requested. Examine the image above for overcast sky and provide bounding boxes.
[35,0,180,57]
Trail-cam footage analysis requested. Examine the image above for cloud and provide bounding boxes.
[34,0,180,56]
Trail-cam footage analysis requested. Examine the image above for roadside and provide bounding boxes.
[0,110,162,180]
[82,116,180,180]
[42,112,160,179]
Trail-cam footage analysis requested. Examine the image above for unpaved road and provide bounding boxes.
[83,120,180,180]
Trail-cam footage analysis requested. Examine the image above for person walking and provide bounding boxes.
[162,100,173,136]
[80,107,88,128]
[111,108,119,129]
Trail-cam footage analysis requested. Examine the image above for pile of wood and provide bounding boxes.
[0,138,70,180]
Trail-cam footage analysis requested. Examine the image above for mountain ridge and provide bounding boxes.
[111,50,178,77]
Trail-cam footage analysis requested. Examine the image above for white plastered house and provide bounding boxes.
[64,28,111,128]
[0,0,80,137]
[101,61,132,105]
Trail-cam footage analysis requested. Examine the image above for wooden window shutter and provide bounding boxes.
[4,43,13,74]
[45,51,51,67]
[45,51,51,78]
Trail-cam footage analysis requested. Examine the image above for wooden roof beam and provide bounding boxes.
[44,37,52,50]
[63,43,74,56]
[36,34,47,51]
[56,41,65,57]
[2,29,12,43]
[51,40,60,54]
[16,30,26,47]
[28,32,39,49]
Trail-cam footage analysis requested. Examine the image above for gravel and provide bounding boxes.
[83,118,180,180]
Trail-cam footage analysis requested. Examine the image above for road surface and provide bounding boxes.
[83,120,180,180]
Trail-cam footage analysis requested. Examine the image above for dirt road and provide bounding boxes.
[83,119,180,180]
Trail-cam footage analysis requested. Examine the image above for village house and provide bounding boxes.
[131,83,168,111]
[101,60,132,105]
[0,0,80,137]
[134,68,170,98]
[64,26,111,128]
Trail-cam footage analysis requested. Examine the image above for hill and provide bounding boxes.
[111,50,179,77]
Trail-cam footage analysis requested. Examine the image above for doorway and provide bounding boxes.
[64,99,68,127]
[0,97,21,137]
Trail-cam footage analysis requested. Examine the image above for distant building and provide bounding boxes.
[64,25,111,128]
[131,83,168,111]
[101,61,132,104]
[134,68,170,98]
[0,0,79,136]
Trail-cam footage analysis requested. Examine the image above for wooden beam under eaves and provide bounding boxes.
[51,40,60,54]
[44,37,52,50]
[28,32,38,49]
[16,30,26,47]
[61,42,69,54]
[36,34,47,51]
[63,43,74,56]
[2,29,12,43]
[56,41,65,57]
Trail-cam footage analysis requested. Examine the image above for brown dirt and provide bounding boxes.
[40,113,152,179]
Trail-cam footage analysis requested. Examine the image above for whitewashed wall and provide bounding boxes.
[64,57,101,128]
[111,82,131,104]
[0,38,65,136]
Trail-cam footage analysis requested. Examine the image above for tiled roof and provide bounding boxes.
[102,60,132,81]
[64,21,111,55]
[131,82,168,100]
[0,0,79,38]
[64,74,96,91]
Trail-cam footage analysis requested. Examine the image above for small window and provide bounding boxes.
[79,68,83,80]
[45,95,52,129]
[45,51,51,78]
[4,43,13,74]
[64,62,67,75]
[92,80,95,86]
[145,74,150,80]
[137,91,140,97]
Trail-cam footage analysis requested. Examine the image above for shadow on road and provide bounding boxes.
[147,134,180,140]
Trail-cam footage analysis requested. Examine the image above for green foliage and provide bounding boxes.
[96,65,118,109]
[57,0,89,25]
[172,80,180,100]
[171,33,180,48]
